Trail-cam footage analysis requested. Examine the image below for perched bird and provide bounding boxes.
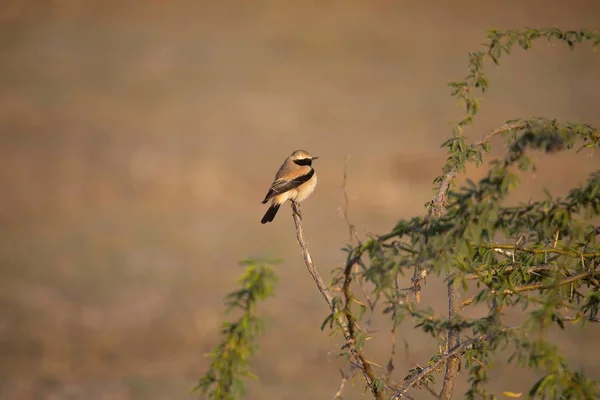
[260,149,318,224]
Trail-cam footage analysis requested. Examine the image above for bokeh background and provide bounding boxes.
[1,1,600,399]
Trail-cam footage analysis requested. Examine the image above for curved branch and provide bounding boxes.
[290,201,383,399]
[431,122,526,216]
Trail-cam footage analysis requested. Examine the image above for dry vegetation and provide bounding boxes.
[1,1,599,399]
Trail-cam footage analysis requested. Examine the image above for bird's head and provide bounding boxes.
[290,149,318,166]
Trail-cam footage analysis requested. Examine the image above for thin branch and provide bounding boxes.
[507,270,600,293]
[439,281,460,400]
[340,155,361,245]
[431,122,526,216]
[290,201,383,400]
[391,328,514,399]
[461,270,600,308]
[480,244,600,258]
[332,367,354,400]
[339,160,377,313]
[291,201,334,306]
[335,159,378,399]
[384,326,397,384]
[427,126,528,400]
[462,265,555,282]
[563,315,600,323]
[424,385,441,398]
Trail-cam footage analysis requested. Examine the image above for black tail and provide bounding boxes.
[261,204,280,224]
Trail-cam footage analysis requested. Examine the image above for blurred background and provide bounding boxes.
[1,1,599,399]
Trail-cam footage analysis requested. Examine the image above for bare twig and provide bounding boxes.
[291,201,334,306]
[403,337,413,365]
[340,156,361,245]
[334,159,379,399]
[332,367,354,400]
[384,326,397,384]
[425,385,440,398]
[290,201,383,400]
[553,230,560,248]
[339,159,377,313]
[439,281,460,400]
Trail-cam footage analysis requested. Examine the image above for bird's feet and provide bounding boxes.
[291,201,302,220]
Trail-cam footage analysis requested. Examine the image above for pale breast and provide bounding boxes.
[292,171,317,202]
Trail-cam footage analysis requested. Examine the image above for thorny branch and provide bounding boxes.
[424,124,521,400]
[431,122,526,217]
[430,121,544,400]
[290,201,383,400]
[505,270,600,293]
[462,265,555,282]
[461,269,600,309]
[293,29,600,399]
[479,244,600,258]
[391,329,514,399]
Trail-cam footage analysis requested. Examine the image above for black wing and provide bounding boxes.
[261,169,314,204]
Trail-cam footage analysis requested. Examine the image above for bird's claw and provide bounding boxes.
[292,201,302,219]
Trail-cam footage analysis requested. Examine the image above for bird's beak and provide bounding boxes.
[312,157,319,160]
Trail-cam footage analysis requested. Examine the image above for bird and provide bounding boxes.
[260,149,318,224]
